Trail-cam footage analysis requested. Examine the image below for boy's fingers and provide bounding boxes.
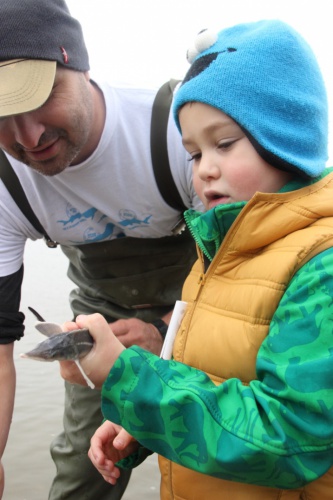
[113,428,135,449]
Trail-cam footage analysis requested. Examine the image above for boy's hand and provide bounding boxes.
[88,421,139,485]
[60,313,125,389]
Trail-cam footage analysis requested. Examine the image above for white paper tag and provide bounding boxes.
[160,300,188,360]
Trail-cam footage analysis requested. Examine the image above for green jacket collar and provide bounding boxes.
[184,168,332,261]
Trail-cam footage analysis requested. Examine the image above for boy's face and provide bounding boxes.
[179,102,293,210]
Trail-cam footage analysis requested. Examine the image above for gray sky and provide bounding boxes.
[67,0,333,163]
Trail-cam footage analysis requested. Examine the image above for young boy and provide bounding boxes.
[61,20,333,499]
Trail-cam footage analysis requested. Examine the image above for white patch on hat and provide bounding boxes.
[187,29,218,64]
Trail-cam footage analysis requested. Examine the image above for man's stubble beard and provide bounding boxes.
[14,132,83,176]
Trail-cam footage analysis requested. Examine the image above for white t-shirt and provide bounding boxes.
[0,81,202,276]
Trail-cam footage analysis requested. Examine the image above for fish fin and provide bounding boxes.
[28,306,46,322]
[75,360,95,389]
[35,321,63,337]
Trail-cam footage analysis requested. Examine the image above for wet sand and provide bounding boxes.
[2,240,160,499]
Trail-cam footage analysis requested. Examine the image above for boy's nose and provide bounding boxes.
[198,154,220,180]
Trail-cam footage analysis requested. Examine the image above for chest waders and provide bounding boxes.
[61,229,196,321]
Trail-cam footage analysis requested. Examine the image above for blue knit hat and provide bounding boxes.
[173,20,328,178]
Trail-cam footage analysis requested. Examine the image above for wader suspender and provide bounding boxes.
[0,148,57,247]
[150,79,186,212]
[0,79,184,248]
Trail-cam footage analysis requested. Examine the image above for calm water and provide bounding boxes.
[3,240,159,499]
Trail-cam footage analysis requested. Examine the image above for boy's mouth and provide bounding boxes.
[205,190,230,208]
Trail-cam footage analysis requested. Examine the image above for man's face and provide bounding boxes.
[0,67,97,175]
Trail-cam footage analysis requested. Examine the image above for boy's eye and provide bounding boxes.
[187,152,201,162]
[218,140,235,150]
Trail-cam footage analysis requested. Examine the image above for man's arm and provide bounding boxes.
[0,266,25,498]
[0,343,15,498]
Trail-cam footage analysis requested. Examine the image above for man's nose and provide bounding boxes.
[9,113,45,150]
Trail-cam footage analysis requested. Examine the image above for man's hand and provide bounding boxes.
[110,315,171,355]
[0,460,4,499]
[88,421,139,485]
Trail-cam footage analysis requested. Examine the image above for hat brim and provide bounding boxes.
[0,59,56,117]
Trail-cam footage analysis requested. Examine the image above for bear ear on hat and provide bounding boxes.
[187,29,218,63]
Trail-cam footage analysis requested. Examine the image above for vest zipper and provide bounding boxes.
[194,251,206,300]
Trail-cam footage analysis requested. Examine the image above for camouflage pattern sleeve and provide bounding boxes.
[101,248,333,488]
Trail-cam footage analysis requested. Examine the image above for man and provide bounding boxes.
[0,0,201,498]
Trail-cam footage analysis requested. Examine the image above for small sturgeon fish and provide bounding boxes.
[20,327,94,361]
[21,308,95,388]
